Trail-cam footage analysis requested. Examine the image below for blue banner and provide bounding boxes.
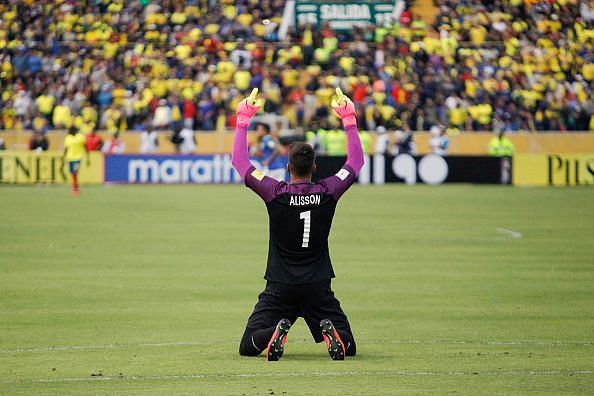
[104,154,289,184]
[104,154,241,184]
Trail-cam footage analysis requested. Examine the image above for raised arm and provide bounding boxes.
[332,88,364,175]
[232,89,280,202]
[231,88,263,178]
[317,88,364,200]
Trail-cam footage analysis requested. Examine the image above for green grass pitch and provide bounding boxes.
[1,184,593,394]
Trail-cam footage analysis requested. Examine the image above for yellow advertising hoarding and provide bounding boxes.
[514,154,594,186]
[0,151,103,184]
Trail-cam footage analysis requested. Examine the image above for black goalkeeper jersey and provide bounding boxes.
[244,165,357,284]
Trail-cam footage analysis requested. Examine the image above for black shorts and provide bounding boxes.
[243,280,353,343]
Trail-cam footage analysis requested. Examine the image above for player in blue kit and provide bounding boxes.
[231,88,364,361]
[253,123,287,181]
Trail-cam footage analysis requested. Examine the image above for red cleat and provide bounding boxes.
[320,319,345,360]
[265,319,292,361]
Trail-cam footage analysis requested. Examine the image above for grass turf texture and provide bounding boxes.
[1,184,593,395]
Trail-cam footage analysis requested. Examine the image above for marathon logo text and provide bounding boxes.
[104,154,241,184]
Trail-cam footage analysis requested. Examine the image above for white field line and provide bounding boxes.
[2,370,593,385]
[0,341,218,353]
[496,227,523,239]
[377,339,593,346]
[1,339,591,354]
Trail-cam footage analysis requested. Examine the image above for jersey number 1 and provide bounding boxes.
[300,210,311,248]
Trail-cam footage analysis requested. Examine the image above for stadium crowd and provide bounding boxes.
[0,0,592,143]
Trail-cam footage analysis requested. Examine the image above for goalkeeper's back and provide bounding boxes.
[231,87,363,286]
[242,144,358,284]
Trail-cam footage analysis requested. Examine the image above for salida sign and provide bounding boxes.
[295,1,396,30]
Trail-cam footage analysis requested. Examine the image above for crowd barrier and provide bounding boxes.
[2,151,592,186]
[107,153,512,186]
[2,130,594,155]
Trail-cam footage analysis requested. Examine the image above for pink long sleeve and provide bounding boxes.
[344,124,364,175]
[231,124,252,178]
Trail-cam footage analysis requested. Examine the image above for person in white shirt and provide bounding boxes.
[140,127,159,153]
[153,99,171,129]
[14,90,31,117]
[178,127,196,154]
[102,132,125,154]
[429,125,449,156]
[395,127,417,155]
[230,43,252,69]
[374,126,389,154]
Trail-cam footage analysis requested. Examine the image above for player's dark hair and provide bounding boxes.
[288,142,315,177]
[257,123,271,133]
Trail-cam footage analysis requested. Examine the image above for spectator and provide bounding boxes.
[178,126,197,154]
[0,0,591,134]
[96,84,113,111]
[230,43,253,69]
[488,130,515,157]
[170,125,184,153]
[170,96,183,131]
[35,93,55,123]
[14,91,31,120]
[182,98,196,130]
[198,95,216,131]
[52,101,72,129]
[140,127,159,154]
[374,126,389,155]
[234,64,252,92]
[85,128,104,152]
[30,111,49,134]
[153,100,172,130]
[395,127,417,155]
[429,125,449,156]
[325,128,347,156]
[102,132,125,155]
[29,131,49,152]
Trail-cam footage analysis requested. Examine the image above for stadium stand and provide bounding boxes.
[430,0,594,132]
[0,0,592,144]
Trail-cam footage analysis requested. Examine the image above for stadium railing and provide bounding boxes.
[2,129,594,156]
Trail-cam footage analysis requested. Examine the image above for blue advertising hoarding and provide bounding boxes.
[103,153,506,185]
[104,154,288,184]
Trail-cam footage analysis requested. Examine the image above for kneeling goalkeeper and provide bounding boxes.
[232,88,363,361]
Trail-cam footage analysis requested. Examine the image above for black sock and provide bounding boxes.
[251,327,277,350]
[239,326,276,356]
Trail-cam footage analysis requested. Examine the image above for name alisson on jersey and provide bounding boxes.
[289,194,321,207]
